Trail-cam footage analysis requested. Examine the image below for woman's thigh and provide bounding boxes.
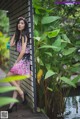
[6,71,14,77]
[6,71,20,86]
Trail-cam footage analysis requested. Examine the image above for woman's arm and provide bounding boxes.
[15,36,27,63]
[10,34,15,47]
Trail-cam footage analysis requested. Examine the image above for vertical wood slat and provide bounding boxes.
[0,0,36,111]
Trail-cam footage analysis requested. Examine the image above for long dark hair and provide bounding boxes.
[15,17,29,46]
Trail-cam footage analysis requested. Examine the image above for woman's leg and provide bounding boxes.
[10,80,24,99]
[9,81,21,108]
[9,91,18,108]
[6,72,24,108]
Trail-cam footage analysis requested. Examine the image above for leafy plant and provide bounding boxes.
[0,10,9,33]
[33,0,80,118]
[0,32,10,70]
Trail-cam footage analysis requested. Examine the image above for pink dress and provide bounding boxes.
[10,39,30,76]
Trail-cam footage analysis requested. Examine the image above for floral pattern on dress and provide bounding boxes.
[10,39,30,76]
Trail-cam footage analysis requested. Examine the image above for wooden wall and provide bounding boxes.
[0,0,37,111]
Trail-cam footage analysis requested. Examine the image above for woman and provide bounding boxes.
[6,17,31,113]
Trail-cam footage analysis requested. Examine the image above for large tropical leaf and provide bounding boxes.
[38,45,58,49]
[60,76,76,88]
[52,36,61,51]
[46,64,51,70]
[45,52,52,57]
[72,75,80,84]
[36,57,44,66]
[0,75,30,82]
[34,30,39,37]
[0,86,17,93]
[47,29,60,38]
[0,97,18,107]
[73,63,80,67]
[34,36,41,41]
[47,87,53,92]
[62,47,76,56]
[34,15,38,25]
[53,36,61,47]
[62,34,71,43]
[41,16,60,24]
[45,70,56,79]
[70,66,80,73]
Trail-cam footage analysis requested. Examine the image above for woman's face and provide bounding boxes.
[18,20,25,31]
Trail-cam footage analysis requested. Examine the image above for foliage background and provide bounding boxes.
[0,10,9,72]
[33,0,80,118]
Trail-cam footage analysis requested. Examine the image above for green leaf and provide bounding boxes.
[62,47,76,56]
[60,77,76,88]
[34,36,41,41]
[47,29,60,38]
[76,41,80,45]
[34,30,39,37]
[0,75,29,82]
[0,86,17,93]
[35,8,40,14]
[41,33,47,40]
[73,63,80,67]
[40,59,44,66]
[72,75,80,84]
[34,15,38,25]
[52,36,61,51]
[70,66,80,73]
[53,36,61,47]
[36,57,44,66]
[0,97,18,107]
[46,64,51,70]
[62,34,71,43]
[45,52,52,57]
[47,87,53,92]
[45,70,55,79]
[38,45,58,49]
[41,16,60,24]
[39,45,61,52]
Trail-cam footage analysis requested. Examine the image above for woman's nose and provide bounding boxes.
[18,24,22,26]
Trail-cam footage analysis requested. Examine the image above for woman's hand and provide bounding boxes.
[13,62,17,66]
[10,34,15,47]
[13,60,18,66]
[10,42,15,47]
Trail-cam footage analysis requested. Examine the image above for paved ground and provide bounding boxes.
[0,68,49,119]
